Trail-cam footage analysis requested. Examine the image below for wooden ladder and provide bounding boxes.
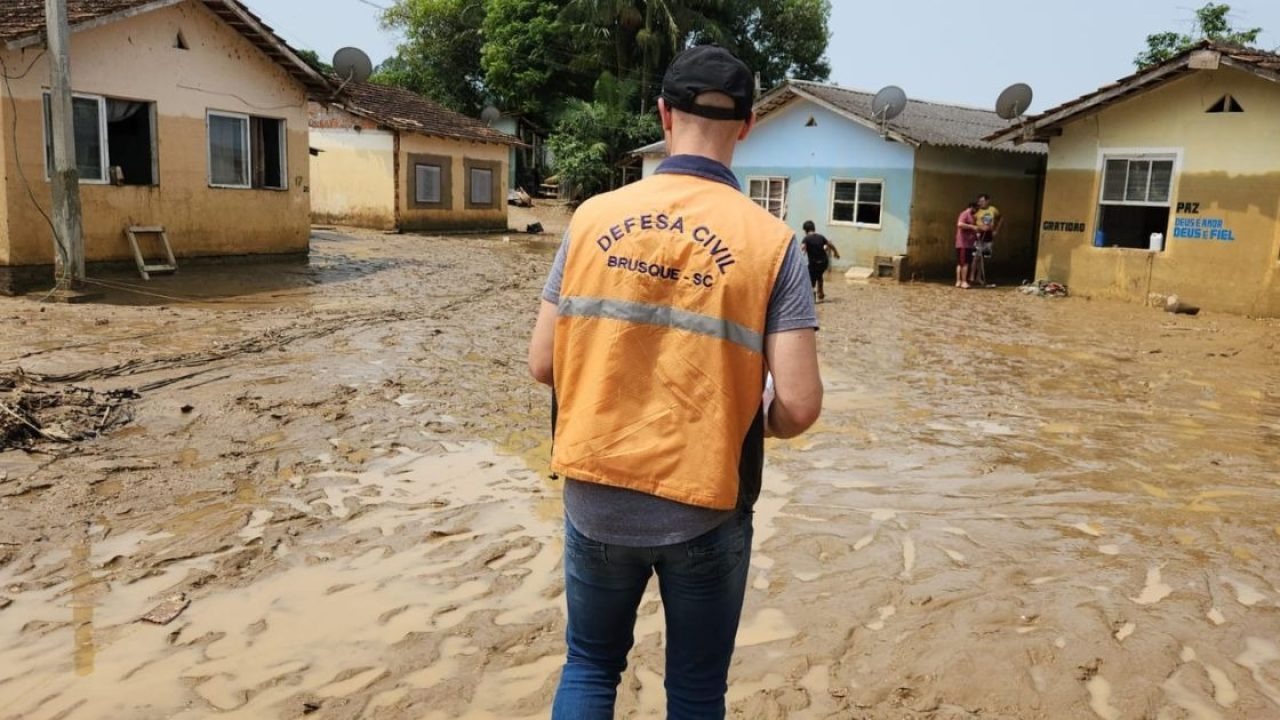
[126,226,177,280]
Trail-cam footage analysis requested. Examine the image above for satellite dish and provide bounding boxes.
[995,83,1034,120]
[481,105,502,125]
[333,47,373,84]
[871,85,908,122]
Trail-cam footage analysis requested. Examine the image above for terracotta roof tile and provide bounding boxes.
[1,0,172,42]
[332,80,519,145]
[1,0,329,93]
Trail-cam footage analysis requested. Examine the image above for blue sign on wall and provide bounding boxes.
[1172,217,1234,241]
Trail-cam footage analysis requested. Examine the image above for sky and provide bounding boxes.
[244,0,1280,113]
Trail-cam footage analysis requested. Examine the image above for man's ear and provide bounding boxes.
[658,97,674,133]
[737,111,757,141]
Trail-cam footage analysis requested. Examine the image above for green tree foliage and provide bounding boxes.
[481,0,592,120]
[730,0,831,90]
[378,0,831,200]
[376,0,488,114]
[546,74,661,200]
[560,0,735,107]
[1135,3,1263,68]
[297,49,334,75]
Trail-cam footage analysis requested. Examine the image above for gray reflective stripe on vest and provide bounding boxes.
[559,296,763,353]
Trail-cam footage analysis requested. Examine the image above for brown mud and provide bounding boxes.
[1,223,1278,719]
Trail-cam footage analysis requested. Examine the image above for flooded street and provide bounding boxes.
[1,227,1278,719]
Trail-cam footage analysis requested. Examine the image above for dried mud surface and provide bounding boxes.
[1,224,1278,720]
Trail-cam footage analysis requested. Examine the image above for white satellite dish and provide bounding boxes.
[481,105,502,125]
[995,83,1034,120]
[870,85,907,138]
[333,47,373,84]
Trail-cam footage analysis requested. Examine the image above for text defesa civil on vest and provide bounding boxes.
[594,214,738,277]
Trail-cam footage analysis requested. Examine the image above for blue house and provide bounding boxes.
[636,80,1046,277]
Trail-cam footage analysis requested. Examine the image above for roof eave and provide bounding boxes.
[202,0,331,95]
[5,0,188,50]
[333,102,523,147]
[982,46,1280,144]
[761,83,921,147]
[6,0,333,96]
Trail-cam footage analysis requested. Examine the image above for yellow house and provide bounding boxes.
[989,43,1280,316]
[309,82,519,233]
[0,0,330,295]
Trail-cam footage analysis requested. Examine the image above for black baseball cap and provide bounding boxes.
[661,45,754,121]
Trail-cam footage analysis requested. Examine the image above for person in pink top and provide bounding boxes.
[955,201,981,289]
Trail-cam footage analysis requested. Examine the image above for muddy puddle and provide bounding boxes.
[0,441,817,719]
[2,228,1279,719]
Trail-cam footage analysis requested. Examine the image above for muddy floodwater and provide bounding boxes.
[1,226,1278,719]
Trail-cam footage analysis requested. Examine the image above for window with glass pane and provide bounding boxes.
[1125,160,1151,202]
[748,177,787,218]
[43,95,106,181]
[1101,156,1176,205]
[470,167,493,205]
[831,179,882,226]
[416,164,441,203]
[1148,161,1174,202]
[209,113,248,187]
[1102,159,1128,202]
[1097,155,1176,251]
[831,181,857,222]
[857,181,883,225]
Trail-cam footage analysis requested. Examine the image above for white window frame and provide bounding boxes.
[207,109,251,189]
[206,110,288,190]
[1095,146,1182,206]
[829,177,884,229]
[1097,153,1178,208]
[1092,147,1182,252]
[747,176,788,218]
[42,91,109,185]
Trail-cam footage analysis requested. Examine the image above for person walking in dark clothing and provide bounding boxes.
[801,220,840,302]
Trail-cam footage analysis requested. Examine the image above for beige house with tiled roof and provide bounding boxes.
[987,43,1280,316]
[0,0,330,294]
[309,81,519,233]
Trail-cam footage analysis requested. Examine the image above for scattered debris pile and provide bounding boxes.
[0,370,136,450]
[1018,280,1069,298]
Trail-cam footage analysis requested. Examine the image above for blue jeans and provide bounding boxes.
[552,512,753,720]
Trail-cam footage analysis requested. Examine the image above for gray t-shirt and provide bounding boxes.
[542,233,817,547]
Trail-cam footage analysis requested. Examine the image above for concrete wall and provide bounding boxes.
[641,154,662,178]
[1037,67,1280,316]
[308,103,395,230]
[0,0,311,273]
[397,133,509,232]
[492,116,519,189]
[732,99,915,268]
[909,146,1045,278]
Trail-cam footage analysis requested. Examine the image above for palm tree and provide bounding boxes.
[562,0,732,109]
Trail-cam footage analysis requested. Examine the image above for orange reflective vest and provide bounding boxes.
[551,171,793,510]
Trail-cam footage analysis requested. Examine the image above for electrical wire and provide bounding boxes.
[0,49,70,302]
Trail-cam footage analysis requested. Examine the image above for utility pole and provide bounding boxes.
[45,0,85,293]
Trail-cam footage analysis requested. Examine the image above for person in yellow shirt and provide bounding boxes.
[971,193,1001,285]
